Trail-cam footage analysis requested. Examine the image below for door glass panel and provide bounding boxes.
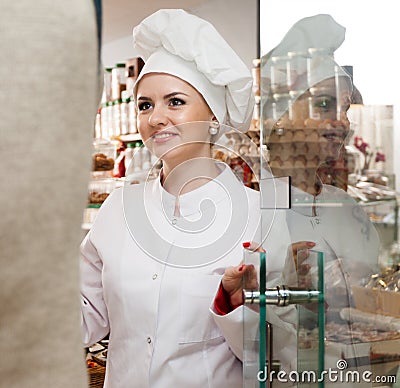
[244,2,400,387]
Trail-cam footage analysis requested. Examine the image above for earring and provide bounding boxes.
[209,121,220,136]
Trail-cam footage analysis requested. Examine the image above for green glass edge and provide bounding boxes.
[318,251,325,388]
[259,251,266,388]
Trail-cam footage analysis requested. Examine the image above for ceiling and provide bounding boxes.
[102,0,209,43]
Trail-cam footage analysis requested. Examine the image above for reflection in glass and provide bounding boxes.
[244,13,386,387]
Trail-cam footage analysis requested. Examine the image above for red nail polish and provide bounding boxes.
[306,242,316,247]
[242,242,251,248]
[238,264,245,272]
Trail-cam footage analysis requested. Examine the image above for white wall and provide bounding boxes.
[102,35,132,68]
[188,0,258,69]
[102,0,258,69]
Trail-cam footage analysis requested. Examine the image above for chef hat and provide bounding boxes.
[265,14,345,60]
[132,9,254,133]
[261,14,352,119]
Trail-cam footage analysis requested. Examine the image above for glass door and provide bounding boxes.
[244,3,400,386]
[243,249,325,388]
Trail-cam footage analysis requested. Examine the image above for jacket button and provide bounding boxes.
[147,337,152,344]
[152,274,158,280]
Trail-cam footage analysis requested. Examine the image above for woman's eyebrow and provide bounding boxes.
[137,96,151,101]
[164,92,189,99]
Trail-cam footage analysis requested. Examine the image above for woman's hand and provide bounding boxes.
[290,241,315,272]
[221,242,262,307]
[289,241,317,288]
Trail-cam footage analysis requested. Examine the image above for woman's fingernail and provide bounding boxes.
[238,264,245,272]
[306,242,316,247]
[242,242,251,248]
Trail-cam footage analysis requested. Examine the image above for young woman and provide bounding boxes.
[80,9,263,387]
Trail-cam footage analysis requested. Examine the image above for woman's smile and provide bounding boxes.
[151,130,179,143]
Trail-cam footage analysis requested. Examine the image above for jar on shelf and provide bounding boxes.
[88,178,116,205]
[124,142,135,172]
[141,146,151,171]
[287,51,308,91]
[120,91,129,135]
[82,204,101,230]
[124,143,158,184]
[112,99,122,137]
[307,47,334,88]
[132,142,143,173]
[101,67,113,104]
[269,55,290,94]
[111,63,127,101]
[128,96,137,133]
[101,101,114,139]
[252,58,260,97]
[94,108,102,139]
[92,139,117,178]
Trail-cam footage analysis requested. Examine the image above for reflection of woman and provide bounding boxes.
[267,75,352,195]
[80,9,259,387]
[261,15,380,377]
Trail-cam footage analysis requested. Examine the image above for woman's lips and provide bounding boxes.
[151,131,178,143]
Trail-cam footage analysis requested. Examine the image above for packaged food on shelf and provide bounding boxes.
[99,101,114,140]
[93,152,114,171]
[352,264,400,318]
[120,142,161,185]
[88,178,116,205]
[82,204,102,230]
[120,91,129,135]
[112,100,122,137]
[101,67,112,104]
[124,142,136,172]
[125,57,144,96]
[92,139,117,177]
[128,96,137,133]
[111,63,126,101]
[94,108,101,139]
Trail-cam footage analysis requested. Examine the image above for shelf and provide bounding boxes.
[358,198,398,206]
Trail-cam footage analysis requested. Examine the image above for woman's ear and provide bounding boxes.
[209,119,220,137]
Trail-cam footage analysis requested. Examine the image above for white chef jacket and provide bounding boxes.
[286,184,379,282]
[81,160,379,386]
[80,162,265,388]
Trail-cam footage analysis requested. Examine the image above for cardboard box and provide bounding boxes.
[352,286,400,318]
